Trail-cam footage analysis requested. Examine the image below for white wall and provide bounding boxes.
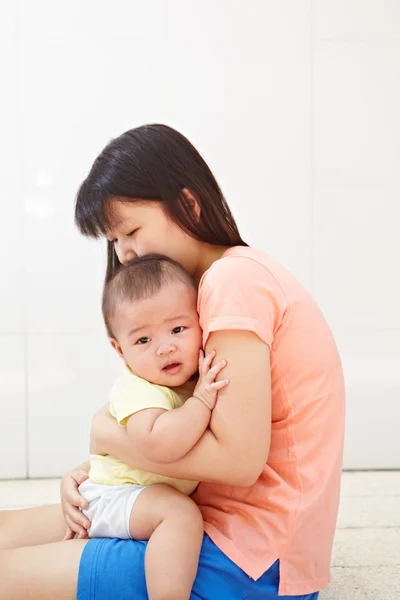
[1,0,399,478]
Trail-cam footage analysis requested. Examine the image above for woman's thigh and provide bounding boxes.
[0,538,88,600]
[77,534,320,600]
[0,504,66,550]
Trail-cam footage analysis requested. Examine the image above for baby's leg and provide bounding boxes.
[130,483,203,600]
[0,504,66,550]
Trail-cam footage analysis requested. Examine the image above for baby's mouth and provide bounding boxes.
[162,361,181,372]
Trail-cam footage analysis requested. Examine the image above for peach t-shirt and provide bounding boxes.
[193,246,345,596]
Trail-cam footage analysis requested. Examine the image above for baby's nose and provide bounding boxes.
[157,343,177,357]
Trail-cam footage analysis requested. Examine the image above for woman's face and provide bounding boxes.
[106,199,202,276]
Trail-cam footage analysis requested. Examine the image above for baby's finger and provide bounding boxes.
[206,359,227,380]
[210,379,229,391]
[198,349,205,370]
[202,350,216,373]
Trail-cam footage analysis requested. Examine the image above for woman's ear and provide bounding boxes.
[181,187,201,221]
[110,338,124,358]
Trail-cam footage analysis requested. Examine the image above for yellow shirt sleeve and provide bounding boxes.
[110,373,177,426]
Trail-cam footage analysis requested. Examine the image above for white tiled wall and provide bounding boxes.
[0,1,399,477]
[27,334,120,477]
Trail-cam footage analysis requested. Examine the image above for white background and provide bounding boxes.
[1,0,399,478]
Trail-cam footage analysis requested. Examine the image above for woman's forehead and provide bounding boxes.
[105,201,139,233]
[107,201,168,237]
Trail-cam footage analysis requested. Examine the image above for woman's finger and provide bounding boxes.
[64,502,91,531]
[63,526,75,541]
[64,513,88,538]
[78,528,89,539]
[66,487,88,510]
[73,469,89,487]
[62,473,88,509]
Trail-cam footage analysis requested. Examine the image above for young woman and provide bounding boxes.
[0,124,345,599]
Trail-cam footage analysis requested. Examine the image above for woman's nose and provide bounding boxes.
[157,343,177,357]
[116,239,137,265]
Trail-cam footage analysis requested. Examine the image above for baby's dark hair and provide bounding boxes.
[102,254,197,338]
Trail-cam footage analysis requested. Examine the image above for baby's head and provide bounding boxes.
[103,254,202,387]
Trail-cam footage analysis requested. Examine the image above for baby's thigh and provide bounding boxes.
[129,483,202,541]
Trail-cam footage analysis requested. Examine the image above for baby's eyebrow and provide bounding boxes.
[127,324,150,337]
[163,315,189,323]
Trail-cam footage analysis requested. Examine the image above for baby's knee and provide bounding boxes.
[167,492,203,528]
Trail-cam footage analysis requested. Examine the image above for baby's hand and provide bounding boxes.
[193,350,229,410]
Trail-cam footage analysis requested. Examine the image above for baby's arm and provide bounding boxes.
[126,351,228,464]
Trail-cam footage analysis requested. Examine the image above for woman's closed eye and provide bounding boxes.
[110,229,138,244]
[172,326,186,334]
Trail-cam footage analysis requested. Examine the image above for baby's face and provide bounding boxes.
[110,281,202,387]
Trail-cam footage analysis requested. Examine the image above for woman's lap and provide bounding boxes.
[77,534,319,600]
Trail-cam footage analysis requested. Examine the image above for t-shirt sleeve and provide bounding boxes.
[110,383,175,426]
[198,256,289,349]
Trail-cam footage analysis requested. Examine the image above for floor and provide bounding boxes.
[0,471,399,599]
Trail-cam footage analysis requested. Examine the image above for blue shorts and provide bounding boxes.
[77,533,319,599]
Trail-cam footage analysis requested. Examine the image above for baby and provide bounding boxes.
[78,254,228,600]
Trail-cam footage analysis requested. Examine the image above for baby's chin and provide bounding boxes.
[128,362,198,388]
[154,367,197,388]
[154,372,190,387]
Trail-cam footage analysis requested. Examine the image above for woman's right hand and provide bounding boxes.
[60,466,91,540]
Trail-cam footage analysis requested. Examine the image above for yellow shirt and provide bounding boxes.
[89,364,198,495]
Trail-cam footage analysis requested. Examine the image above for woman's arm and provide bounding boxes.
[92,330,271,486]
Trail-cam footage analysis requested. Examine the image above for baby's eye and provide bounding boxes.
[172,326,185,334]
[136,337,150,345]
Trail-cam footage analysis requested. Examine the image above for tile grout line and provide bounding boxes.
[337,525,400,530]
[309,0,315,296]
[15,0,30,481]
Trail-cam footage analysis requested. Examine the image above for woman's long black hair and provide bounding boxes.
[75,124,247,282]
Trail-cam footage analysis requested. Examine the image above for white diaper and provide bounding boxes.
[79,479,145,539]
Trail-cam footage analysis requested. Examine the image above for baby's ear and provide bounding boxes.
[110,337,123,358]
